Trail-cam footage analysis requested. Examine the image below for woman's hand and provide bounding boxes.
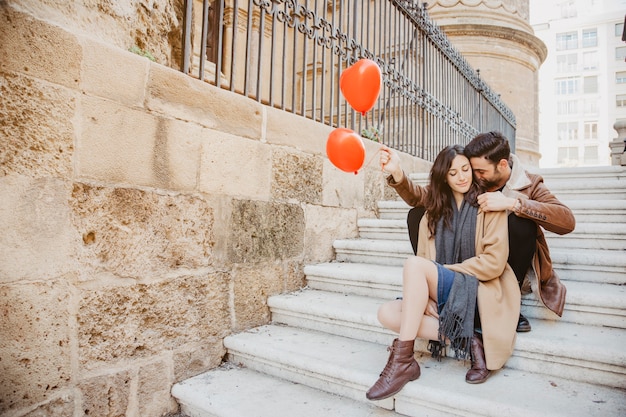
[380,145,403,183]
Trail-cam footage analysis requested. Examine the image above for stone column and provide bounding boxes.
[609,119,626,166]
[426,0,546,167]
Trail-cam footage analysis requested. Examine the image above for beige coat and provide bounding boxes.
[416,209,521,370]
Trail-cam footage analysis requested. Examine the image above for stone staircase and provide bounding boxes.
[172,166,626,417]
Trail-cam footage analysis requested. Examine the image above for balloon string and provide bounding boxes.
[362,148,381,170]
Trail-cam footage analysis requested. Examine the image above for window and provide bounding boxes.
[557,147,579,165]
[557,53,578,72]
[559,1,577,19]
[557,122,578,141]
[583,76,598,94]
[557,100,578,115]
[584,146,598,165]
[582,51,598,70]
[556,31,578,51]
[584,99,598,115]
[582,29,597,48]
[617,47,626,61]
[555,78,579,95]
[584,122,597,140]
[617,71,626,84]
[617,22,625,38]
[617,94,626,107]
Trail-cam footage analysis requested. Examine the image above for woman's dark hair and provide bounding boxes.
[425,145,481,236]
[464,131,511,165]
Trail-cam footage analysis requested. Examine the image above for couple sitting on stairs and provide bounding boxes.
[366,131,575,401]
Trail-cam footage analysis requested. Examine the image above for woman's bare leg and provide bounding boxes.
[366,256,440,401]
[392,256,439,341]
[378,300,439,341]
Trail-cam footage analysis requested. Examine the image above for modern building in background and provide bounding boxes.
[530,0,626,167]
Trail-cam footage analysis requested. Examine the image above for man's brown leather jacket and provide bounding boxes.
[502,154,575,317]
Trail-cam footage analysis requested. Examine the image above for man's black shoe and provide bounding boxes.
[517,314,531,332]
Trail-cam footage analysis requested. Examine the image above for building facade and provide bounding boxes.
[531,0,626,167]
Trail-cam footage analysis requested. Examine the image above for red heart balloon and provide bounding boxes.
[326,128,366,174]
[340,59,382,116]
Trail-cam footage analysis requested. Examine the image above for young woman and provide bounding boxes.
[366,145,520,401]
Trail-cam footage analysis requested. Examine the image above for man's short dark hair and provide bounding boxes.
[464,131,511,164]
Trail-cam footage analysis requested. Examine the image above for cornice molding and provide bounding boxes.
[426,0,529,21]
[439,23,547,64]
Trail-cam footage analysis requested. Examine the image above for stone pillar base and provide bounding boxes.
[611,119,626,166]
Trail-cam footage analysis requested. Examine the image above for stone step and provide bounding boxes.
[332,239,626,284]
[268,289,626,389]
[303,263,626,329]
[529,165,626,182]
[218,324,626,417]
[549,248,626,284]
[305,262,403,300]
[537,184,626,200]
[358,218,626,251]
[172,365,401,417]
[333,238,413,266]
[545,224,626,251]
[522,280,626,329]
[377,199,626,223]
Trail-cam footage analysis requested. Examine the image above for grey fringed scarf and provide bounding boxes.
[435,200,479,360]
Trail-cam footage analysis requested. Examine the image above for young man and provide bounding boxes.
[403,132,575,331]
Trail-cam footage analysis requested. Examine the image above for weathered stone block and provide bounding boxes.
[322,159,365,208]
[22,392,75,417]
[0,176,75,282]
[265,106,333,155]
[363,166,386,214]
[0,6,82,89]
[70,183,215,280]
[77,273,230,369]
[231,261,305,331]
[228,200,304,263]
[78,370,132,417]
[304,204,358,263]
[77,96,202,191]
[0,281,72,413]
[282,260,306,292]
[76,95,157,185]
[80,37,149,107]
[271,148,323,204]
[0,72,76,179]
[138,360,178,417]
[172,339,225,382]
[146,64,263,139]
[198,132,272,201]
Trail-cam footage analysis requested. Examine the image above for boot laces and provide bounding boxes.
[378,345,398,379]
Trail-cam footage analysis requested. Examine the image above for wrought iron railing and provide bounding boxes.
[182,0,516,161]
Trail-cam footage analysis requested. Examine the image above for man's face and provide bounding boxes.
[469,157,505,191]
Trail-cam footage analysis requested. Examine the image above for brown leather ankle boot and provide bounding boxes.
[366,339,421,401]
[465,331,491,384]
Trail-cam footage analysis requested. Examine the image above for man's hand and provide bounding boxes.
[477,191,517,212]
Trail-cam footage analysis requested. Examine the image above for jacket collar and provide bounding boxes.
[505,154,532,191]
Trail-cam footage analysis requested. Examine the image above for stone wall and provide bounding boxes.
[0,3,429,416]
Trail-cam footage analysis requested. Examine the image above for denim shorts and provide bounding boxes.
[435,262,455,313]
